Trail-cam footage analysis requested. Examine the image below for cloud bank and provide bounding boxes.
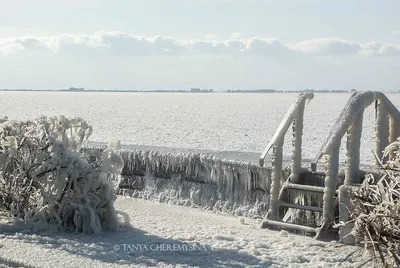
[1,31,400,57]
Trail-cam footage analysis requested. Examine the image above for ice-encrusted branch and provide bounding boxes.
[0,116,125,234]
[346,141,400,267]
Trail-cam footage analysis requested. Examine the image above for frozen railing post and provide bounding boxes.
[291,100,306,183]
[318,93,372,239]
[312,91,376,238]
[260,92,314,220]
[375,99,389,164]
[345,110,364,184]
[322,147,339,225]
[389,114,400,160]
[374,93,400,163]
[268,144,283,220]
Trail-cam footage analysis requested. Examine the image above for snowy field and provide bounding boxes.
[0,197,367,268]
[1,91,399,165]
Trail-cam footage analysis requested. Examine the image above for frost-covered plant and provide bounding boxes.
[348,137,400,267]
[0,115,124,234]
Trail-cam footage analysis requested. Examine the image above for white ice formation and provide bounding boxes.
[0,116,124,234]
[82,143,292,218]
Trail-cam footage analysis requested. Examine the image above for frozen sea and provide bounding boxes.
[1,91,399,165]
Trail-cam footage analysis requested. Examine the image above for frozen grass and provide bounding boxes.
[347,138,400,267]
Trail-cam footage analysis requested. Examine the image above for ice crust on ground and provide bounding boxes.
[0,197,366,268]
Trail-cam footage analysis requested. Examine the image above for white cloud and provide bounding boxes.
[0,43,23,55]
[359,42,400,56]
[376,44,400,56]
[229,32,242,39]
[244,37,288,56]
[1,31,400,57]
[204,34,220,40]
[289,38,360,55]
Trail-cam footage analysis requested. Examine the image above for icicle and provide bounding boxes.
[82,143,293,218]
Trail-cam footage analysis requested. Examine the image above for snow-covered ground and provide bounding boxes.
[0,197,366,268]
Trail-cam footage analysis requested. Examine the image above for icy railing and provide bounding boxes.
[82,144,292,218]
[311,91,400,225]
[259,92,314,219]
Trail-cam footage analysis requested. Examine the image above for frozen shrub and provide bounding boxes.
[349,137,400,267]
[0,115,124,233]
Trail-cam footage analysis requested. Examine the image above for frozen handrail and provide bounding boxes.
[260,92,314,220]
[311,92,360,171]
[310,91,400,232]
[261,91,400,238]
[259,92,314,167]
[311,91,400,170]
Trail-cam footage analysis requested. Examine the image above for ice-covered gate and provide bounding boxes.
[259,91,400,241]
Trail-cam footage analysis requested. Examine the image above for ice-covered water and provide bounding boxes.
[1,91,399,165]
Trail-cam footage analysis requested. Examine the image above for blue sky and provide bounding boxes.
[1,0,400,90]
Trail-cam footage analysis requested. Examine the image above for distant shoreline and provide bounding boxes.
[0,89,392,93]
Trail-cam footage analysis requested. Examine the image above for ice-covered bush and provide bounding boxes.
[349,137,400,267]
[0,115,124,234]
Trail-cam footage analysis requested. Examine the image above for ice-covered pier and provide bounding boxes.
[82,143,295,218]
[83,90,400,242]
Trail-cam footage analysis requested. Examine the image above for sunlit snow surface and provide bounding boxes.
[0,198,366,268]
